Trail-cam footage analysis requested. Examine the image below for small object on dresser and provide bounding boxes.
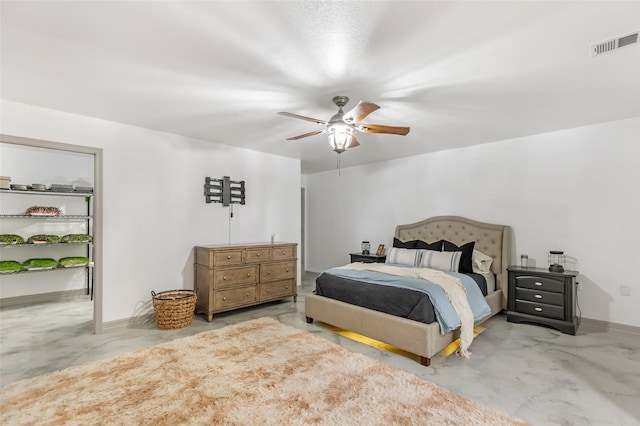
[548,251,565,272]
[520,254,528,268]
[361,241,370,255]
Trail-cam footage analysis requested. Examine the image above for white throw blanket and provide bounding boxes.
[338,262,475,358]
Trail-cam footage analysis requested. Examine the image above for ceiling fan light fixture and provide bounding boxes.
[327,124,353,154]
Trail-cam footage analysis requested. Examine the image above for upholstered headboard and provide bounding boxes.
[395,216,511,309]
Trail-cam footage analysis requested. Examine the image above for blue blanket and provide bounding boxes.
[324,265,491,334]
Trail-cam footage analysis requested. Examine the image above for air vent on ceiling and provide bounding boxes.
[591,30,639,57]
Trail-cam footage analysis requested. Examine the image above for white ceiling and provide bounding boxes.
[2,1,639,174]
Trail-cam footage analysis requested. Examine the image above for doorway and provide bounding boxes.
[0,134,103,332]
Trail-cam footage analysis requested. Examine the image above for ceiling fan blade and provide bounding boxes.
[286,130,324,141]
[278,111,326,124]
[359,124,410,136]
[343,101,380,123]
[348,134,361,148]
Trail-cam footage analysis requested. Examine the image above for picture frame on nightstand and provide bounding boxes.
[375,244,385,256]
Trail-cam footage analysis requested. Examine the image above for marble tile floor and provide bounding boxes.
[1,272,638,426]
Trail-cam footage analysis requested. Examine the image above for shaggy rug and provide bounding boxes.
[0,317,528,425]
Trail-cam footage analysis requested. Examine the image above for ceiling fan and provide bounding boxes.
[278,96,410,154]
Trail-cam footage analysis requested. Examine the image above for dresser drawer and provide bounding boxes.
[246,248,270,263]
[212,249,243,266]
[515,288,564,306]
[260,261,296,282]
[515,300,564,320]
[260,279,296,301]
[213,266,258,289]
[214,286,256,310]
[271,245,296,261]
[515,275,564,293]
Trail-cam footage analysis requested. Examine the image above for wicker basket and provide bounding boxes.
[151,289,197,330]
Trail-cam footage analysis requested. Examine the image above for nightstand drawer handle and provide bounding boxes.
[534,294,543,299]
[534,307,543,312]
[534,282,543,286]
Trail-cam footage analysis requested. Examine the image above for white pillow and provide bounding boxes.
[385,248,420,266]
[416,249,461,272]
[472,249,493,274]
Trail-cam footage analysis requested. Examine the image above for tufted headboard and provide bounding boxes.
[395,216,511,309]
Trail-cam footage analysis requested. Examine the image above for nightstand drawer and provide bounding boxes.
[516,288,564,306]
[516,300,564,320]
[515,275,564,293]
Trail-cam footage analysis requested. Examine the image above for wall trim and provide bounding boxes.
[0,289,86,308]
[581,317,640,336]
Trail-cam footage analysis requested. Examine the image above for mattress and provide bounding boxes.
[315,269,492,325]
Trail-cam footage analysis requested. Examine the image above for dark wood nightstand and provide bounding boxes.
[349,253,387,263]
[507,266,578,335]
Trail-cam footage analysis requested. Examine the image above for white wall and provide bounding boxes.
[305,117,640,327]
[1,100,301,323]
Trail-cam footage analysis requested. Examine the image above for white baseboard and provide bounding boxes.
[0,289,87,308]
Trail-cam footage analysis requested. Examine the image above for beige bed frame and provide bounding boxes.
[305,215,511,366]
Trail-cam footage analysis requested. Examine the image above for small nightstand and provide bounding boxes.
[349,253,387,263]
[507,266,578,335]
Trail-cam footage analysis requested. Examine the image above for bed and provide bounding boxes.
[305,215,511,366]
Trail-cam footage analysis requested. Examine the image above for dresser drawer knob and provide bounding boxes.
[246,292,250,297]
[534,294,543,299]
[282,251,286,255]
[256,253,260,257]
[267,271,271,274]
[223,297,227,301]
[227,255,231,259]
[534,307,543,312]
[534,282,543,286]
[267,289,270,293]
[223,276,227,280]
[285,286,289,290]
[286,268,289,272]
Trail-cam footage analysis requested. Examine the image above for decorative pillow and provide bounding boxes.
[392,238,417,249]
[385,247,421,266]
[393,238,443,251]
[415,239,444,251]
[472,249,493,274]
[442,240,475,273]
[417,250,461,272]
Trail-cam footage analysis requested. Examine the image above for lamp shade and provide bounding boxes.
[327,124,354,153]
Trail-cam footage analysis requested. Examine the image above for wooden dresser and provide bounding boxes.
[194,243,298,321]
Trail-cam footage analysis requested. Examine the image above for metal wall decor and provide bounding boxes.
[204,176,245,206]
